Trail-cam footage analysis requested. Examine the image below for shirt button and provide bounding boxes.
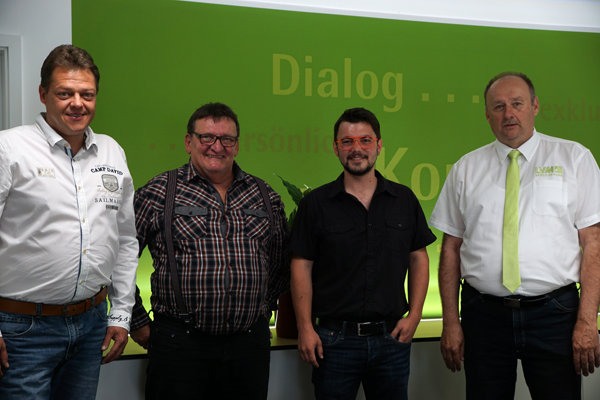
[79,281,83,285]
[82,218,86,223]
[83,249,87,254]
[78,186,82,190]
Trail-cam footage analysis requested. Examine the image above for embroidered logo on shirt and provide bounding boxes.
[102,174,119,192]
[535,166,563,177]
[37,167,55,178]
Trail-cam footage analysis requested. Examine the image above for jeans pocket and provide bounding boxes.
[90,300,108,322]
[550,291,579,313]
[316,326,341,347]
[460,286,482,309]
[248,317,271,350]
[149,321,188,357]
[0,312,35,337]
[384,333,412,347]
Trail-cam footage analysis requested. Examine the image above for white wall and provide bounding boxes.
[190,0,600,32]
[0,0,71,126]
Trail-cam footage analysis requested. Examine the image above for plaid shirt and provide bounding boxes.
[131,162,290,334]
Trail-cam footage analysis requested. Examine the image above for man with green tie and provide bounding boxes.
[430,72,600,400]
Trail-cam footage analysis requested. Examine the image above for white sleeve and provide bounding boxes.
[429,162,465,238]
[574,149,600,229]
[105,147,139,331]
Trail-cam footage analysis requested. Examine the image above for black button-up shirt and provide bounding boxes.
[289,171,436,322]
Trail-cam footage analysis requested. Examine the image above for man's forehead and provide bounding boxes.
[49,67,96,88]
[195,117,236,130]
[487,77,531,101]
[338,121,376,136]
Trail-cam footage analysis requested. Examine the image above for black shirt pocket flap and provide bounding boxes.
[325,220,354,234]
[175,206,208,216]
[242,208,268,218]
[385,216,410,230]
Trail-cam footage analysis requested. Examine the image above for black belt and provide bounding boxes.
[463,282,577,309]
[318,318,398,336]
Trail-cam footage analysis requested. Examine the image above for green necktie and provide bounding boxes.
[503,150,521,292]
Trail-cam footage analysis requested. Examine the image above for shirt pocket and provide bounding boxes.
[324,220,354,234]
[323,219,355,254]
[533,180,567,217]
[385,215,412,253]
[173,206,208,239]
[242,208,269,241]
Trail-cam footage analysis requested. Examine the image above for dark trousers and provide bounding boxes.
[145,314,271,400]
[312,323,411,400]
[461,283,581,400]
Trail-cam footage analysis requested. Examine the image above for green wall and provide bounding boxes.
[72,0,600,318]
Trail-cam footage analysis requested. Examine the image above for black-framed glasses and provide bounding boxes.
[335,136,378,150]
[190,132,238,147]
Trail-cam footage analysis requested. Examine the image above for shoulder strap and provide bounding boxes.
[252,175,274,242]
[253,175,275,264]
[165,169,191,324]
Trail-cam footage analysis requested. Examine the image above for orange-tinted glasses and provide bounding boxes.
[335,136,378,150]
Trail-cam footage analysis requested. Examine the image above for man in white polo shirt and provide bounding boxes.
[0,45,138,399]
[430,72,600,400]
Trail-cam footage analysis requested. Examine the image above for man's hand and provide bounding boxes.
[440,321,465,372]
[101,326,129,364]
[0,338,8,379]
[130,324,151,350]
[390,315,420,343]
[572,318,600,376]
[297,328,323,368]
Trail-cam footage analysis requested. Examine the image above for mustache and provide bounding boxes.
[502,120,520,126]
[347,151,367,158]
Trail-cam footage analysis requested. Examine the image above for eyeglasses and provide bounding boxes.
[190,133,238,147]
[335,136,378,150]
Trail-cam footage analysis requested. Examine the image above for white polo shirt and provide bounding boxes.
[430,130,600,296]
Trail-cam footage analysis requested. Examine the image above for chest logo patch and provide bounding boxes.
[535,166,563,177]
[37,167,55,178]
[102,174,119,192]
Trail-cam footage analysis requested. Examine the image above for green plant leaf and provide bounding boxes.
[275,174,304,206]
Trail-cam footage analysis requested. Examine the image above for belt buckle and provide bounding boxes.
[503,298,521,309]
[357,322,373,336]
[62,304,71,317]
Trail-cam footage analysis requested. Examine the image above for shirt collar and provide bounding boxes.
[493,128,540,165]
[36,113,97,152]
[187,160,247,184]
[326,169,395,198]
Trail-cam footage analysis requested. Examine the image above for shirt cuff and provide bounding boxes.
[107,310,132,331]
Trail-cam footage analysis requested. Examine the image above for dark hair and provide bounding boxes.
[186,102,240,136]
[333,107,381,140]
[484,72,536,106]
[40,45,100,92]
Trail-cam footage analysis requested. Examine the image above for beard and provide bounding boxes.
[341,151,375,176]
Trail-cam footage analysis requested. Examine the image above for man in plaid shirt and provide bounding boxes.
[130,102,290,400]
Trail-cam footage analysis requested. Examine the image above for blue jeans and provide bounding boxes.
[145,314,271,400]
[0,300,108,400]
[461,283,581,400]
[312,323,412,400]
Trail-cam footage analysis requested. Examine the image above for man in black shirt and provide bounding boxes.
[289,107,436,400]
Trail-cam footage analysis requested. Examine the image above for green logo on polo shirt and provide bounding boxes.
[535,166,563,177]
